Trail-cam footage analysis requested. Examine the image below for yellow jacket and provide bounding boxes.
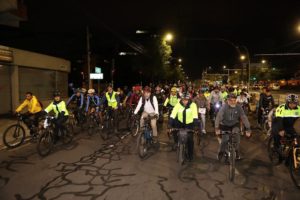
[16,95,42,114]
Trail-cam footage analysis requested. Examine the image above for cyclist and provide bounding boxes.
[134,86,159,143]
[100,85,120,132]
[272,94,300,155]
[66,88,84,122]
[258,87,274,126]
[208,86,223,121]
[164,87,180,116]
[44,91,69,143]
[193,89,209,134]
[16,92,43,137]
[169,92,199,161]
[215,93,251,162]
[85,89,100,113]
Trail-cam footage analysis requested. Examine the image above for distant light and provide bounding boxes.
[178,58,182,63]
[261,59,266,64]
[240,55,246,60]
[136,30,147,34]
[119,52,138,56]
[297,24,300,33]
[223,65,227,69]
[119,52,126,56]
[208,66,212,70]
[272,67,276,70]
[234,70,238,74]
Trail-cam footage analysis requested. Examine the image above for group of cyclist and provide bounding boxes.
[15,82,300,164]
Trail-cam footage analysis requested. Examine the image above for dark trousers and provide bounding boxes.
[53,116,68,137]
[23,111,43,133]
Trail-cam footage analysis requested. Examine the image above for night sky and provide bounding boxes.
[1,0,300,84]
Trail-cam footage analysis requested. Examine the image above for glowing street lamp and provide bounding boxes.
[240,55,246,61]
[164,33,173,42]
[178,58,182,63]
[223,65,227,69]
[261,59,266,64]
[297,24,300,33]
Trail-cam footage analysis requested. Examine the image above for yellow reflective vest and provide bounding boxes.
[106,92,118,108]
[164,95,179,107]
[45,101,69,118]
[170,101,198,124]
[275,104,300,118]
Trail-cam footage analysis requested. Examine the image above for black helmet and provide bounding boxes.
[181,92,191,99]
[53,90,61,97]
[286,94,299,104]
[227,93,237,99]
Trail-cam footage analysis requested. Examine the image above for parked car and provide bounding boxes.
[271,83,280,90]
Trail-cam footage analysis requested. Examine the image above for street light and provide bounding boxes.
[261,59,266,64]
[178,58,182,63]
[234,70,238,74]
[164,33,174,42]
[297,24,300,33]
[240,55,246,61]
[223,65,227,69]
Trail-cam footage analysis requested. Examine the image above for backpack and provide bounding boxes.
[139,95,155,113]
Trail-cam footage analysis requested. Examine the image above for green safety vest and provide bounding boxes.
[275,104,300,117]
[45,101,69,118]
[106,92,118,108]
[171,101,198,124]
[164,95,179,107]
[221,91,228,100]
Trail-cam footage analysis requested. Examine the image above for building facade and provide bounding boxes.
[0,45,70,115]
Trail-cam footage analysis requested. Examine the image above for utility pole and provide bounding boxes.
[111,58,115,88]
[86,26,92,89]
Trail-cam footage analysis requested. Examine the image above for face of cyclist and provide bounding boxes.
[182,98,189,106]
[88,93,94,97]
[108,87,113,93]
[155,88,160,94]
[288,102,297,109]
[25,93,32,100]
[76,92,81,97]
[54,96,61,102]
[144,91,151,99]
[228,97,237,108]
[171,91,176,96]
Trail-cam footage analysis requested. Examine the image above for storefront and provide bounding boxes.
[0,45,70,115]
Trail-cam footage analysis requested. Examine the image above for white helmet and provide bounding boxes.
[88,88,95,94]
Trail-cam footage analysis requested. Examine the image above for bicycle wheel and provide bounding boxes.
[229,147,236,182]
[267,136,281,165]
[289,149,300,189]
[62,125,73,145]
[3,124,25,148]
[37,130,53,157]
[196,131,201,146]
[137,132,147,158]
[177,144,185,166]
[131,119,139,137]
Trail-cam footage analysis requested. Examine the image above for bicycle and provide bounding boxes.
[126,106,140,137]
[2,113,41,148]
[268,134,300,188]
[37,115,73,157]
[220,130,237,182]
[175,128,194,166]
[136,115,158,159]
[85,107,102,136]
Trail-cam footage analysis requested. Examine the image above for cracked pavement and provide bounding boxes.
[0,117,299,200]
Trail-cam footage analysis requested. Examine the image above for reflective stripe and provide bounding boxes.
[106,92,118,108]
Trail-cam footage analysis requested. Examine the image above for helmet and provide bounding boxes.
[81,88,87,93]
[75,88,81,93]
[181,92,190,99]
[53,90,61,97]
[143,86,151,93]
[286,94,299,104]
[171,87,177,92]
[88,89,95,94]
[227,93,237,99]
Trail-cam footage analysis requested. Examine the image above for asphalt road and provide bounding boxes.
[0,115,300,200]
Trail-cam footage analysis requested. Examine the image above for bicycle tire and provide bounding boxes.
[62,125,73,145]
[178,144,185,166]
[37,130,53,157]
[289,149,300,189]
[3,124,25,148]
[267,136,281,165]
[229,147,236,182]
[137,132,147,158]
